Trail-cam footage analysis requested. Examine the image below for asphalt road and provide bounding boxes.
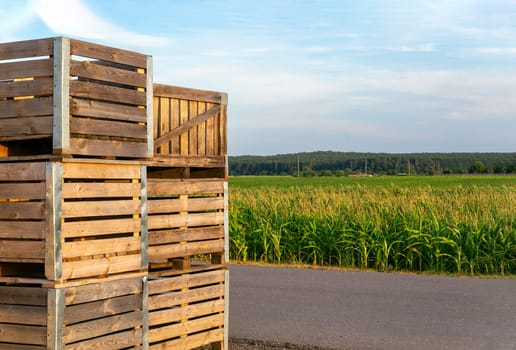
[229,264,516,350]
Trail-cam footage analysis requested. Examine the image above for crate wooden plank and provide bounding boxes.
[0,344,46,350]
[0,59,52,81]
[70,80,146,105]
[60,254,143,280]
[69,138,148,158]
[0,286,47,305]
[149,299,224,325]
[148,227,223,246]
[0,305,46,325]
[0,240,44,260]
[189,100,198,155]
[149,240,224,261]
[62,162,141,179]
[0,202,45,219]
[158,97,171,154]
[148,212,224,230]
[62,236,141,259]
[70,117,147,139]
[62,182,140,198]
[0,97,53,119]
[150,284,224,310]
[61,217,141,238]
[148,270,224,295]
[149,328,223,350]
[206,102,216,155]
[0,78,53,98]
[63,310,143,343]
[70,39,147,68]
[0,182,46,199]
[198,102,207,155]
[64,294,142,324]
[0,324,46,346]
[64,276,142,304]
[219,104,227,155]
[147,155,225,168]
[148,197,224,214]
[63,328,142,350]
[0,162,45,180]
[149,313,224,343]
[0,221,45,240]
[153,84,226,105]
[62,199,141,218]
[0,117,52,139]
[70,98,147,123]
[70,60,146,87]
[148,179,224,196]
[0,38,52,60]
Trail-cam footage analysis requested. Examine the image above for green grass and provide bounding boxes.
[229,175,516,275]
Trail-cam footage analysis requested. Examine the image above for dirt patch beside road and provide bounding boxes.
[229,338,337,350]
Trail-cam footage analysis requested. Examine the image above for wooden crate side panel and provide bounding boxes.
[68,138,148,158]
[147,179,224,197]
[149,314,224,344]
[0,38,52,60]
[63,328,142,350]
[69,39,147,68]
[0,59,53,81]
[0,97,53,119]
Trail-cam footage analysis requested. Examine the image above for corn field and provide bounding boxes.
[229,177,516,275]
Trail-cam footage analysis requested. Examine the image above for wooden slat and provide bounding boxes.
[70,39,147,68]
[0,38,52,60]
[63,310,143,343]
[206,102,215,155]
[63,328,142,350]
[148,211,223,230]
[64,294,141,324]
[62,199,140,218]
[150,285,224,309]
[148,179,224,196]
[148,227,224,246]
[70,60,146,87]
[62,162,140,179]
[149,328,223,349]
[219,104,227,155]
[64,277,141,305]
[148,197,224,214]
[149,314,224,343]
[0,97,53,119]
[149,299,224,326]
[62,236,141,258]
[0,202,45,219]
[154,105,221,150]
[158,97,170,154]
[0,163,45,181]
[69,138,148,158]
[0,78,53,98]
[189,100,198,155]
[148,239,224,260]
[0,286,47,305]
[0,324,46,345]
[153,84,226,104]
[71,98,147,122]
[170,98,180,154]
[0,240,44,260]
[179,99,189,155]
[149,270,224,295]
[147,155,225,168]
[60,253,142,280]
[70,80,146,105]
[0,305,46,326]
[62,217,141,238]
[198,102,207,155]
[70,117,147,139]
[0,343,46,350]
[0,59,52,81]
[62,182,140,198]
[0,117,52,139]
[0,183,46,199]
[0,221,45,239]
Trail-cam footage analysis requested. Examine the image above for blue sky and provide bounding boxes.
[1,0,515,155]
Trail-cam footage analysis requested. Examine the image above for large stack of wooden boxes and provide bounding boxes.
[0,37,228,349]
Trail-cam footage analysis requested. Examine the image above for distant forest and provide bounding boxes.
[229,152,516,176]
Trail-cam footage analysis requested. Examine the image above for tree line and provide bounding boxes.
[229,151,516,176]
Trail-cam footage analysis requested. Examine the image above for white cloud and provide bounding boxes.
[472,47,516,55]
[29,0,168,48]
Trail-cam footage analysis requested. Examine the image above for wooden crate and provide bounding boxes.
[0,275,147,349]
[0,37,153,159]
[148,269,228,350]
[153,84,226,159]
[0,159,147,282]
[147,175,228,273]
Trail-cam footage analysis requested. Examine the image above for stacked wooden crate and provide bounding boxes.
[0,37,229,350]
[0,37,151,349]
[147,84,229,349]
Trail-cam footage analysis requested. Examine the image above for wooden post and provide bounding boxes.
[47,288,65,350]
[45,162,63,281]
[52,37,70,154]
